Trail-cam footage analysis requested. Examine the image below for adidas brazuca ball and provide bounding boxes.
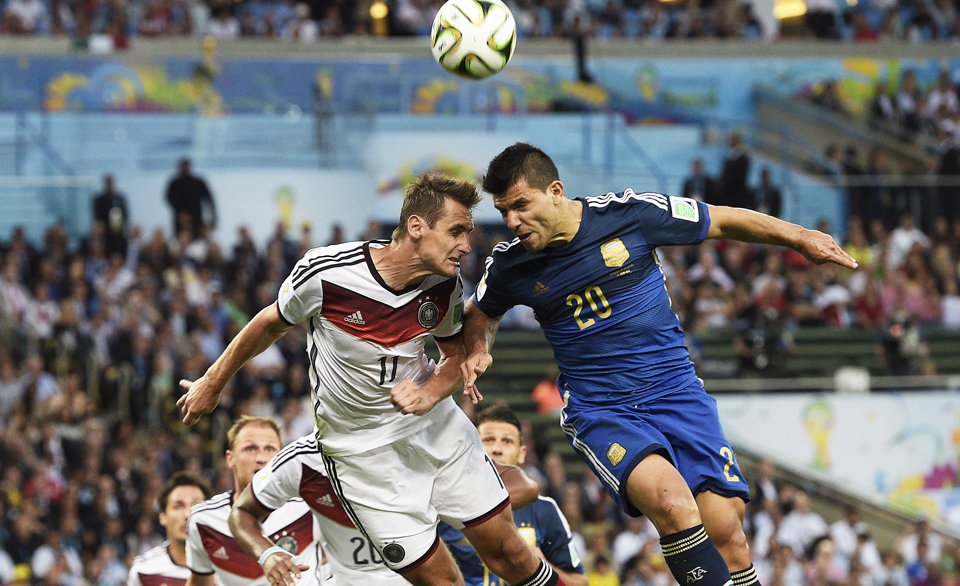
[430,0,517,80]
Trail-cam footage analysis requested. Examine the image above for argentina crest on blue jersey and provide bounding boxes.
[474,189,712,404]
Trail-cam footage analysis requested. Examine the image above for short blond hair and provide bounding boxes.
[226,415,281,451]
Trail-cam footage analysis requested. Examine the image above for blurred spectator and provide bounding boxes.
[777,491,828,557]
[897,70,924,135]
[165,158,217,238]
[804,0,839,38]
[2,0,49,34]
[887,214,930,272]
[91,175,129,259]
[830,506,881,574]
[588,555,620,586]
[812,80,846,115]
[531,366,564,416]
[900,520,942,564]
[719,132,752,209]
[682,158,717,204]
[754,167,782,218]
[754,459,779,504]
[870,79,899,134]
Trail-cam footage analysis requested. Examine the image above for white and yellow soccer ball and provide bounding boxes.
[430,0,517,80]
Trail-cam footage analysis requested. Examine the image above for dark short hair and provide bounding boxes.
[392,173,481,242]
[482,143,559,196]
[476,404,523,445]
[157,471,212,512]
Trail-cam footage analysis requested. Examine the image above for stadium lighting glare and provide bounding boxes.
[774,0,807,19]
[370,1,389,19]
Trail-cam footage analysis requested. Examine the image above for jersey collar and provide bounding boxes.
[363,240,423,296]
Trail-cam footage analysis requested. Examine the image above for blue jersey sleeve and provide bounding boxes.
[536,498,584,574]
[472,252,516,318]
[633,194,711,248]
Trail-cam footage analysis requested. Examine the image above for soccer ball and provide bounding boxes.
[430,0,517,80]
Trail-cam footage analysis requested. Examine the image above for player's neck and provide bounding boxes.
[369,243,430,290]
[547,199,584,247]
[168,538,188,566]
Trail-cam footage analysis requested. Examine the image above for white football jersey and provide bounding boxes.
[128,542,190,586]
[252,435,406,586]
[186,491,321,586]
[277,241,465,456]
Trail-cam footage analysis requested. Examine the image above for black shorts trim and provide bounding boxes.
[463,495,510,528]
[396,533,441,573]
[692,480,751,503]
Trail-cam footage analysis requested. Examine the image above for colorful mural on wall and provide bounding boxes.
[716,392,960,530]
[1,53,956,121]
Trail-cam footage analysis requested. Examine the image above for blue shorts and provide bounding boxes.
[560,381,750,517]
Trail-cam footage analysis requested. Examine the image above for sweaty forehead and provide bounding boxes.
[443,201,474,227]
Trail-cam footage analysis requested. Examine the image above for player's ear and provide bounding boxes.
[549,180,564,203]
[518,444,527,465]
[407,215,424,240]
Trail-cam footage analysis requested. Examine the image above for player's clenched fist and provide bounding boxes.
[390,379,437,415]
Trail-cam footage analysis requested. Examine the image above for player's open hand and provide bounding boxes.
[797,229,858,269]
[460,352,492,401]
[390,379,436,416]
[176,376,222,425]
[262,552,308,586]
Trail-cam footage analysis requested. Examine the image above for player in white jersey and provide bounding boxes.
[128,472,213,586]
[228,433,541,586]
[179,174,569,586]
[185,416,322,586]
[230,433,402,586]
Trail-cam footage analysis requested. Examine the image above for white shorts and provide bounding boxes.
[319,408,510,571]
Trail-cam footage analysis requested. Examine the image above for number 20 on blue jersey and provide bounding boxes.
[565,285,612,330]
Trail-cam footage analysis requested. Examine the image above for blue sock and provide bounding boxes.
[660,525,732,586]
[731,564,760,586]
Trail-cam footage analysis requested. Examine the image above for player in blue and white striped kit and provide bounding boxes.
[462,143,857,586]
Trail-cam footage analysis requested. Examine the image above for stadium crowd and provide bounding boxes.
[2,0,960,42]
[0,179,956,585]
[808,68,960,151]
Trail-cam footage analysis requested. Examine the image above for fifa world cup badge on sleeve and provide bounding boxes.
[669,197,700,222]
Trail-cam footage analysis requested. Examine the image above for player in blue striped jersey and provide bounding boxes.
[441,405,586,586]
[461,143,857,586]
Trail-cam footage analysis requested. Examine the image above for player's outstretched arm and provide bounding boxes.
[460,300,502,398]
[178,302,293,425]
[706,205,857,269]
[495,462,539,509]
[391,336,468,416]
[229,484,308,586]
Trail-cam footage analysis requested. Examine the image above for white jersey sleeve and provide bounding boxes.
[278,272,322,326]
[185,508,215,575]
[252,442,308,511]
[432,275,464,340]
[127,566,143,586]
